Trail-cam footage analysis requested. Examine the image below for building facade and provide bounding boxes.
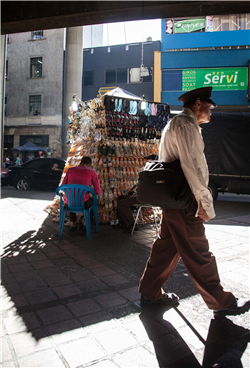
[4,29,64,159]
[82,41,161,102]
[155,14,250,111]
[4,32,160,159]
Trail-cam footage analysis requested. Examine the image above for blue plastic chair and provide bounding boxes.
[56,184,99,240]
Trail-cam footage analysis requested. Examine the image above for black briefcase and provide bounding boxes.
[136,160,192,209]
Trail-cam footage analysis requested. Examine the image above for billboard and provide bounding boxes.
[162,67,248,91]
[174,18,205,34]
[166,17,214,34]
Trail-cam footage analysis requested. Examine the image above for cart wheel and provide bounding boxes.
[208,182,218,200]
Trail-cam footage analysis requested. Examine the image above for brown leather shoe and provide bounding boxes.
[214,298,250,317]
[140,293,179,307]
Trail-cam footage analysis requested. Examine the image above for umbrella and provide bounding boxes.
[11,141,48,152]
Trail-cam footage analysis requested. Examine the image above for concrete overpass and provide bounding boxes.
[1,1,249,35]
[1,1,249,159]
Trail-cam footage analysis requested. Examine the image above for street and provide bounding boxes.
[1,186,250,368]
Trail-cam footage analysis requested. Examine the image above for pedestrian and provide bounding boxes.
[52,163,62,171]
[15,154,22,166]
[5,156,10,168]
[139,87,250,317]
[61,156,101,232]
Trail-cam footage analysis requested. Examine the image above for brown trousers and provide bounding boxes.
[139,196,235,310]
[117,195,141,226]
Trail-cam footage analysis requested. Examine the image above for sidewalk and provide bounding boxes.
[1,189,250,368]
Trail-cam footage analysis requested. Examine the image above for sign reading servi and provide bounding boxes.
[161,68,247,92]
[182,67,247,91]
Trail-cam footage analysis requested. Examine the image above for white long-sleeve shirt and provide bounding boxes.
[158,107,215,219]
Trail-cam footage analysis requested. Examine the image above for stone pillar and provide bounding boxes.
[62,26,83,159]
[0,35,7,166]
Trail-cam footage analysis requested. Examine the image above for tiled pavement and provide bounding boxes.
[1,190,250,368]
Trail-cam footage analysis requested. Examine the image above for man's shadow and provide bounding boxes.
[139,305,250,368]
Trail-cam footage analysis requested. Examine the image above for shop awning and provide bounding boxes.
[11,141,48,152]
[105,87,142,100]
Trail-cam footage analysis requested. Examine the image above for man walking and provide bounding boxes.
[139,87,250,317]
[62,156,101,232]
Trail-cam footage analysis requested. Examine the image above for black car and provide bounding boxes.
[7,158,65,190]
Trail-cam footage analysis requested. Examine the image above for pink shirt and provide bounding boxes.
[62,165,101,202]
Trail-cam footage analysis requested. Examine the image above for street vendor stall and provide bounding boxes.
[45,88,170,225]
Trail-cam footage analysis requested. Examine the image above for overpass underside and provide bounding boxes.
[1,1,249,35]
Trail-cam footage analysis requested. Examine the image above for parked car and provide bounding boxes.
[1,168,9,186]
[7,158,65,190]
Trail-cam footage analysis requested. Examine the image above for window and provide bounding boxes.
[129,67,153,83]
[5,60,8,80]
[6,34,9,43]
[30,57,42,78]
[31,31,43,40]
[247,14,250,29]
[29,95,41,116]
[105,67,152,85]
[221,16,229,31]
[20,135,49,146]
[129,68,140,83]
[83,71,94,86]
[238,14,247,30]
[105,69,127,84]
[4,135,13,148]
[105,70,116,84]
[26,159,50,170]
[117,69,127,83]
[141,67,153,83]
[4,97,7,116]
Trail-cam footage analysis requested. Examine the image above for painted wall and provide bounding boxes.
[161,28,250,51]
[82,41,161,102]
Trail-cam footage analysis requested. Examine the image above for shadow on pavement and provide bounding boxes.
[140,305,250,368]
[1,215,199,344]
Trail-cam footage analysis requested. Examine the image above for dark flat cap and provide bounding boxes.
[178,87,217,108]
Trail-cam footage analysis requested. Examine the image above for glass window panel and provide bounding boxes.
[5,60,8,80]
[229,15,238,30]
[31,31,43,40]
[30,57,42,78]
[141,67,153,83]
[105,70,116,84]
[238,14,247,30]
[213,17,221,32]
[221,16,229,31]
[29,95,41,116]
[129,68,141,83]
[247,14,250,30]
[84,71,94,86]
[117,69,127,83]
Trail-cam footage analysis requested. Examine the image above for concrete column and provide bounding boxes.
[0,35,7,166]
[62,26,83,158]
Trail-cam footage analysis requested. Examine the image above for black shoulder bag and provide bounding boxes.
[136,160,192,209]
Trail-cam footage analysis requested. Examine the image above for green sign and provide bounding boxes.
[174,18,205,34]
[182,68,247,91]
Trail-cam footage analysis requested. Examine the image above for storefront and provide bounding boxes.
[46,88,170,224]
